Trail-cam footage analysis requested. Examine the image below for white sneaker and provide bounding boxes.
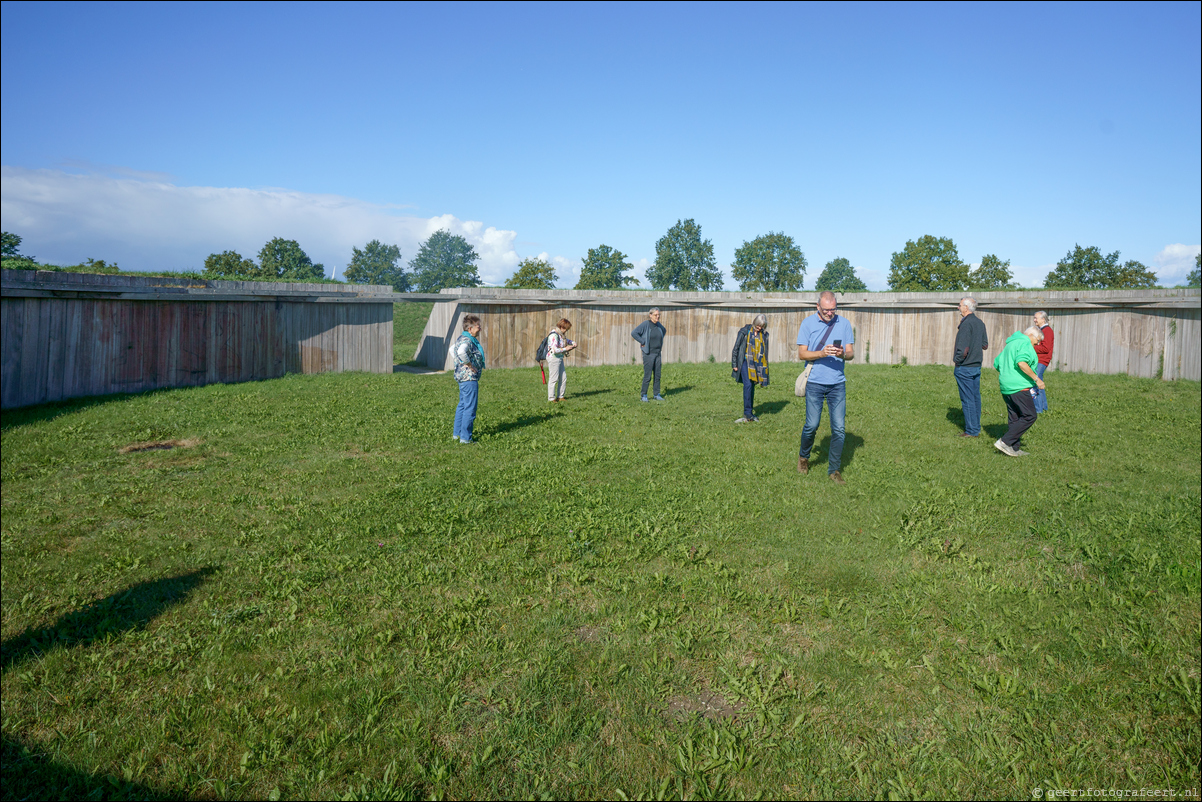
[994,439,1018,457]
[735,417,749,423]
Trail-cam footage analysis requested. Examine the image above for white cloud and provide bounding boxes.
[0,166,530,285]
[1153,243,1201,285]
[1010,263,1055,289]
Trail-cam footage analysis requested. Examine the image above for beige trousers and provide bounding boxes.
[547,357,567,400]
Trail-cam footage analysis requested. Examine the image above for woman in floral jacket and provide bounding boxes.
[451,315,485,444]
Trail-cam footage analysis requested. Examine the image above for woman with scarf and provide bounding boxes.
[451,315,486,444]
[731,314,770,422]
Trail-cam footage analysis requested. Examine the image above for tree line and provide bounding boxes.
[506,221,1190,293]
[4,229,1200,292]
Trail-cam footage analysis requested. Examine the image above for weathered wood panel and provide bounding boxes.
[414,288,1200,382]
[1,271,396,409]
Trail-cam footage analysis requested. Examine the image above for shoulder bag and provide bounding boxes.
[795,316,839,397]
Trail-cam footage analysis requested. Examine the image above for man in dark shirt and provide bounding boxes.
[953,297,989,437]
[631,308,667,401]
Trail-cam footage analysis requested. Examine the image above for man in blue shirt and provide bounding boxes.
[796,291,855,484]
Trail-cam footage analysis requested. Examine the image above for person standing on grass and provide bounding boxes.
[631,308,667,402]
[545,318,577,403]
[992,325,1046,457]
[1032,310,1054,413]
[451,314,485,444]
[796,291,854,484]
[731,314,769,422]
[952,296,989,438]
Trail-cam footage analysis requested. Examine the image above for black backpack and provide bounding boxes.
[535,334,551,362]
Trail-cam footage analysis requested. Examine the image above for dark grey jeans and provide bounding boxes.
[641,353,662,397]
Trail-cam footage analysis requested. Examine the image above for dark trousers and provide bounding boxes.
[1001,389,1037,450]
[739,360,755,417]
[641,353,662,397]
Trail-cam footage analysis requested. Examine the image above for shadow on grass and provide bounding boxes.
[482,414,556,437]
[984,423,1008,440]
[1,567,215,672]
[945,406,966,429]
[661,385,695,397]
[0,388,181,433]
[755,400,790,416]
[2,736,175,801]
[569,389,614,399]
[815,432,866,469]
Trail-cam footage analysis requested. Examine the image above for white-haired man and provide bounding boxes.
[952,297,989,437]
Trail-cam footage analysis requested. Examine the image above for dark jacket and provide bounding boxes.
[953,313,988,367]
[631,319,666,356]
[731,324,770,378]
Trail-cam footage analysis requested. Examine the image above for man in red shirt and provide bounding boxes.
[1033,311,1054,413]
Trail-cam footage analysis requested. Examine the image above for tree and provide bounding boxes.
[1,231,36,265]
[505,257,558,290]
[647,219,722,290]
[344,240,407,291]
[815,257,868,293]
[409,230,481,292]
[259,238,325,281]
[575,245,639,290]
[887,235,968,291]
[1044,244,1157,289]
[203,250,260,280]
[731,232,806,291]
[968,254,1014,290]
[1189,254,1201,288]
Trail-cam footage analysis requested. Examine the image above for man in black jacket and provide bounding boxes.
[953,297,989,437]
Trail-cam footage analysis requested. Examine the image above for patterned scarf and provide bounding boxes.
[746,328,768,385]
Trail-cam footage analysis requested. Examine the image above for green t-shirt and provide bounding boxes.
[994,331,1038,395]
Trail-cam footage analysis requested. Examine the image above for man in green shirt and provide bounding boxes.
[992,326,1047,457]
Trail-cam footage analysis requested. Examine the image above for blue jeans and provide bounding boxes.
[799,381,846,474]
[1033,362,1049,413]
[453,380,479,442]
[954,366,982,436]
[739,360,755,418]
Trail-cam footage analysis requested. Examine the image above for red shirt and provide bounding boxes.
[1035,325,1054,365]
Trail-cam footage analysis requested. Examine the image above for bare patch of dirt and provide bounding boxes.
[119,438,201,454]
[665,691,743,722]
[575,626,602,643]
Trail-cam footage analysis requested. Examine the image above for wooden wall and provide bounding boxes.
[412,288,1201,381]
[1,271,395,409]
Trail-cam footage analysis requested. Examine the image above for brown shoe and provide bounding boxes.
[797,456,809,474]
[829,471,846,485]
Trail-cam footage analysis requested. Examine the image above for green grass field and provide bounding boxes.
[394,302,434,366]
[2,360,1199,800]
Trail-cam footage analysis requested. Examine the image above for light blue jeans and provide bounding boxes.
[453,380,479,442]
[1033,362,1049,413]
[799,381,846,474]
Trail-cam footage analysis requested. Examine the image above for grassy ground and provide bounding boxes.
[394,302,434,367]
[2,361,1199,800]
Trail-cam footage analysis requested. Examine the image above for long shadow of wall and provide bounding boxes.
[1,567,214,799]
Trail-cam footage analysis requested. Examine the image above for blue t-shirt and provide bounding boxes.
[796,313,854,385]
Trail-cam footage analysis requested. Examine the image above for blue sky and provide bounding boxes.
[2,1,1199,289]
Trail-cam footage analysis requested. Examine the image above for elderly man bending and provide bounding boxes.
[993,325,1047,457]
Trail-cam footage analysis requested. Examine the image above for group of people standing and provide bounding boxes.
[449,296,1055,465]
[953,299,1054,456]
